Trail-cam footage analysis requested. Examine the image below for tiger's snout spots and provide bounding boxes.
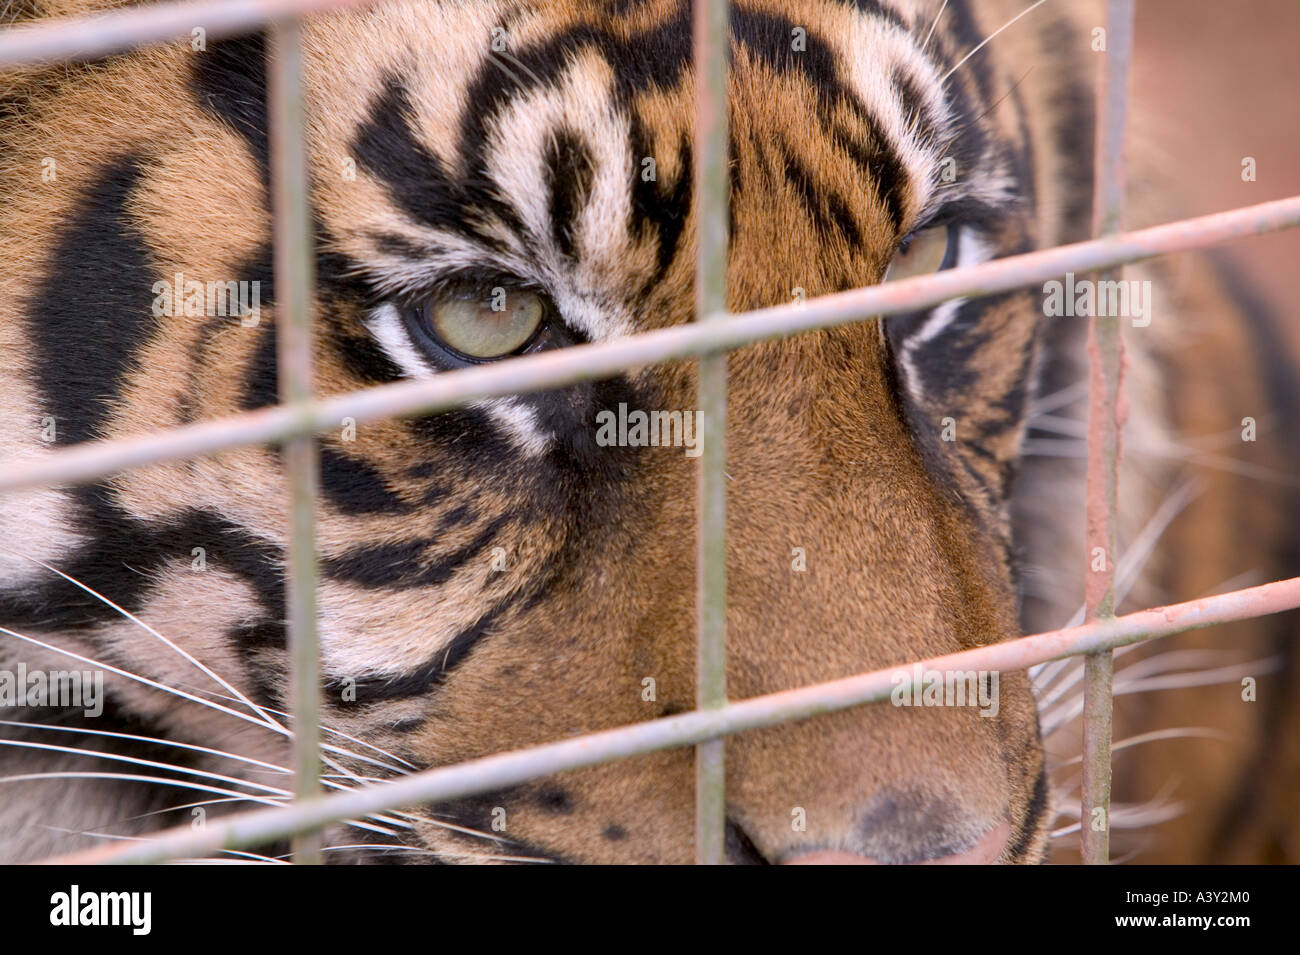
[535,787,575,815]
[848,788,1003,864]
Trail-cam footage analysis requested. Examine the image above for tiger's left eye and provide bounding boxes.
[884,224,954,282]
[420,288,546,360]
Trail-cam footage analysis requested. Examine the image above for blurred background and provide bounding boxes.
[1047,0,1300,863]
[1134,0,1299,341]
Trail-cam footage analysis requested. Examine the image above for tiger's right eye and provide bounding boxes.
[419,288,547,360]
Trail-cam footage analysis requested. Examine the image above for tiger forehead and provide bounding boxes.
[304,0,975,304]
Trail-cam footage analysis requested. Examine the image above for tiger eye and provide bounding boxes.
[424,288,545,359]
[884,224,952,282]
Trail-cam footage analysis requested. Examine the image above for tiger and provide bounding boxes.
[0,0,1296,865]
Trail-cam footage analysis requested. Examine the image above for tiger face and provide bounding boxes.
[0,0,1105,863]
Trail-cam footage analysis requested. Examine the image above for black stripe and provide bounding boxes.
[776,137,862,247]
[455,7,694,260]
[732,8,909,231]
[319,448,413,515]
[190,32,269,178]
[25,155,157,446]
[182,244,274,424]
[352,77,484,236]
[327,596,514,703]
[321,513,509,589]
[1039,17,1095,244]
[367,231,428,259]
[545,129,595,259]
[420,785,574,863]
[1007,761,1051,861]
[240,321,279,412]
[320,538,425,588]
[726,819,771,864]
[408,406,516,470]
[827,121,907,233]
[0,486,285,640]
[834,0,907,31]
[458,3,691,167]
[326,326,406,387]
[892,65,942,147]
[629,118,693,287]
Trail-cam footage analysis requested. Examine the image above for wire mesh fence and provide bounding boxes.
[2,0,1298,865]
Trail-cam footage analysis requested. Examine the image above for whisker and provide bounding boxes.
[2,556,427,810]
[0,719,290,776]
[1116,658,1281,695]
[1109,838,1154,865]
[495,49,546,89]
[0,625,288,739]
[1048,726,1231,771]
[184,688,419,772]
[0,737,292,798]
[1037,645,1226,715]
[0,622,407,811]
[7,552,285,732]
[1032,477,1204,693]
[38,825,289,864]
[1028,379,1089,417]
[0,770,288,806]
[321,844,553,864]
[921,0,950,52]
[1039,656,1277,738]
[940,0,1050,84]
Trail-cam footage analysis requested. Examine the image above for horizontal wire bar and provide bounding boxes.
[3,195,1299,497]
[44,575,1300,864]
[0,0,373,67]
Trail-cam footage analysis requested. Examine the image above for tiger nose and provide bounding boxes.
[781,821,1011,865]
[777,789,1010,865]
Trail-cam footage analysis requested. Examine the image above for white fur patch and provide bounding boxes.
[364,303,434,378]
[0,395,85,584]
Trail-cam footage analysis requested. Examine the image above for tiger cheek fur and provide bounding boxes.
[0,0,1062,865]
[10,0,1295,865]
[296,0,1053,863]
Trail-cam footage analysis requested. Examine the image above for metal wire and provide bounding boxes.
[268,15,323,865]
[48,576,1300,864]
[1081,0,1135,867]
[692,0,730,867]
[2,0,1298,865]
[0,0,374,67]
[4,195,1298,498]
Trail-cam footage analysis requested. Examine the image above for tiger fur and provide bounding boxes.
[0,0,1296,864]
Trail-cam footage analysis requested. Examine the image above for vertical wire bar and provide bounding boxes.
[1081,0,1134,866]
[268,16,323,865]
[693,0,729,865]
